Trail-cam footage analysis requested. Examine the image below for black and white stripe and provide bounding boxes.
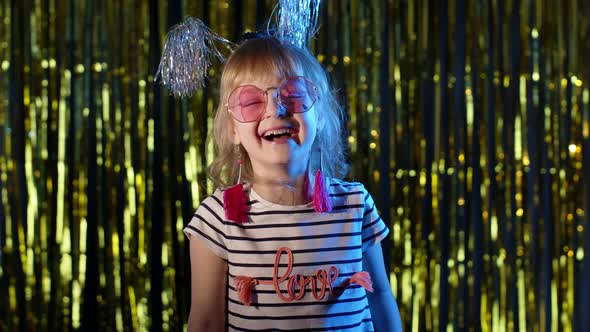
[184,178,387,331]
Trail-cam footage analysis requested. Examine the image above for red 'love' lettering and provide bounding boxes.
[270,247,340,301]
[233,246,372,306]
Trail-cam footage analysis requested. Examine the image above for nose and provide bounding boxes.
[265,89,288,118]
[274,101,288,118]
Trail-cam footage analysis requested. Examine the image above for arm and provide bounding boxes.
[363,242,402,332]
[187,237,228,332]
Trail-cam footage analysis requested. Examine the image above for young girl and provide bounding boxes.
[183,35,402,331]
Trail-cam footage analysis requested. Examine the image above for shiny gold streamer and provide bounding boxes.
[1,0,590,331]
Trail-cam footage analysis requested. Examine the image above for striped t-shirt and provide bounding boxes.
[184,178,389,331]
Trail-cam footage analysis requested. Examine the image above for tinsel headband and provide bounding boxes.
[155,18,233,98]
[156,0,321,98]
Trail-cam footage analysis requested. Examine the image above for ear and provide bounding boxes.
[229,119,241,145]
[317,118,326,133]
[316,114,326,136]
[315,101,327,133]
[232,128,241,145]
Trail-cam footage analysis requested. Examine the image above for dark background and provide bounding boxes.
[1,0,590,331]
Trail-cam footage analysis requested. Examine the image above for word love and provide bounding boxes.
[271,247,340,301]
[233,247,373,306]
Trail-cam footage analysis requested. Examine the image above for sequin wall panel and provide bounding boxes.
[1,0,590,331]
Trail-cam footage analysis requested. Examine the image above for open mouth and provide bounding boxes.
[261,128,297,142]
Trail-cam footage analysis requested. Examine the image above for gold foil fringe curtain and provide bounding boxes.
[1,0,589,331]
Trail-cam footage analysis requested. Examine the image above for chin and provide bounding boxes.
[264,152,292,164]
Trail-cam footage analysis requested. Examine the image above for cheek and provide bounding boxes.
[234,122,260,142]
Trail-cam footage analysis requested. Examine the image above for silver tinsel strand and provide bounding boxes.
[273,0,321,48]
[156,17,233,98]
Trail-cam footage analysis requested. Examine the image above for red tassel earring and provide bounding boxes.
[312,148,332,213]
[223,146,248,223]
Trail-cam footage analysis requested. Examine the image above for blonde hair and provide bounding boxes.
[208,37,348,187]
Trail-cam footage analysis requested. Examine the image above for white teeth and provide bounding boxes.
[263,128,293,137]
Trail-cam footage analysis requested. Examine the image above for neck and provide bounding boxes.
[250,163,311,206]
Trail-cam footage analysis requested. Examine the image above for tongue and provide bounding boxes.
[270,136,292,143]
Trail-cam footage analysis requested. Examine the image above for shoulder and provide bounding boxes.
[195,188,226,215]
[328,178,366,196]
[201,187,225,205]
[326,178,368,208]
[328,179,377,209]
[328,178,364,191]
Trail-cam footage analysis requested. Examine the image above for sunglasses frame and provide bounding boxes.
[225,76,318,123]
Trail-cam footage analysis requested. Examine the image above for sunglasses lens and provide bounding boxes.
[228,86,266,122]
[279,77,317,113]
[227,78,317,122]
